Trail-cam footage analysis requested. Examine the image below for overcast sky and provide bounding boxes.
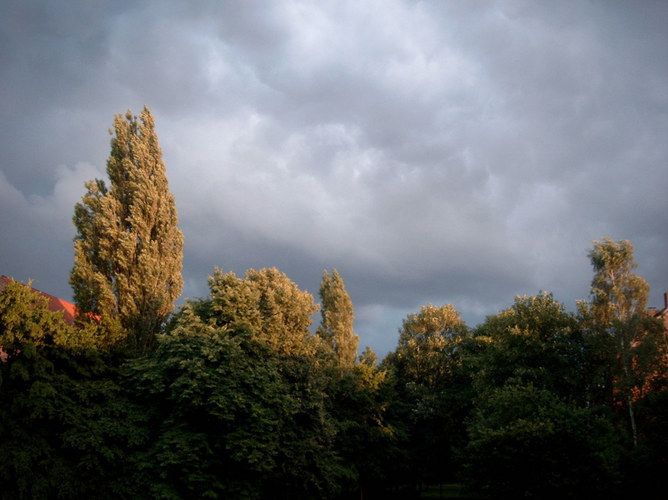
[1,1,666,356]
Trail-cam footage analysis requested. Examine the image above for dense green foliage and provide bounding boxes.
[383,304,472,486]
[0,281,147,499]
[464,382,620,499]
[3,253,667,499]
[462,293,622,498]
[125,317,295,499]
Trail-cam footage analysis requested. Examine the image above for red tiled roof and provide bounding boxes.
[0,275,76,326]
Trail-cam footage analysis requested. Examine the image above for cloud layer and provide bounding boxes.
[2,1,667,355]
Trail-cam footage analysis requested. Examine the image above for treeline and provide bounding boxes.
[1,108,666,499]
[2,249,666,499]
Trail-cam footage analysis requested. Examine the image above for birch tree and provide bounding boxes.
[587,238,650,447]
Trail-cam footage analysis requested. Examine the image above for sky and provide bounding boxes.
[1,0,667,357]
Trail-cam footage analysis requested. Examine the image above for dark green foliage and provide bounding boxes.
[1,363,147,499]
[622,389,668,498]
[4,235,665,498]
[126,285,349,499]
[265,352,343,499]
[470,293,589,401]
[326,357,402,497]
[383,304,473,486]
[0,281,147,499]
[463,382,620,499]
[460,291,667,498]
[124,310,291,499]
[461,293,608,497]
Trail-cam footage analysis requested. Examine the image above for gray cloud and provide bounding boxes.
[1,0,666,356]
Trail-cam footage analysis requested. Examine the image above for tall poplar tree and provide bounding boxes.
[70,106,183,352]
[317,269,359,368]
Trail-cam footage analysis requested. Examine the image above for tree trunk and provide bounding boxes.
[627,393,638,448]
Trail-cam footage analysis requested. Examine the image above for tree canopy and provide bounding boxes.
[383,304,472,485]
[205,267,320,358]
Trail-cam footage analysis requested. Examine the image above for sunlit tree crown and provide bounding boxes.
[70,106,183,352]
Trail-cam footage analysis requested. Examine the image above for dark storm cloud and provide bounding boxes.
[1,0,666,356]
